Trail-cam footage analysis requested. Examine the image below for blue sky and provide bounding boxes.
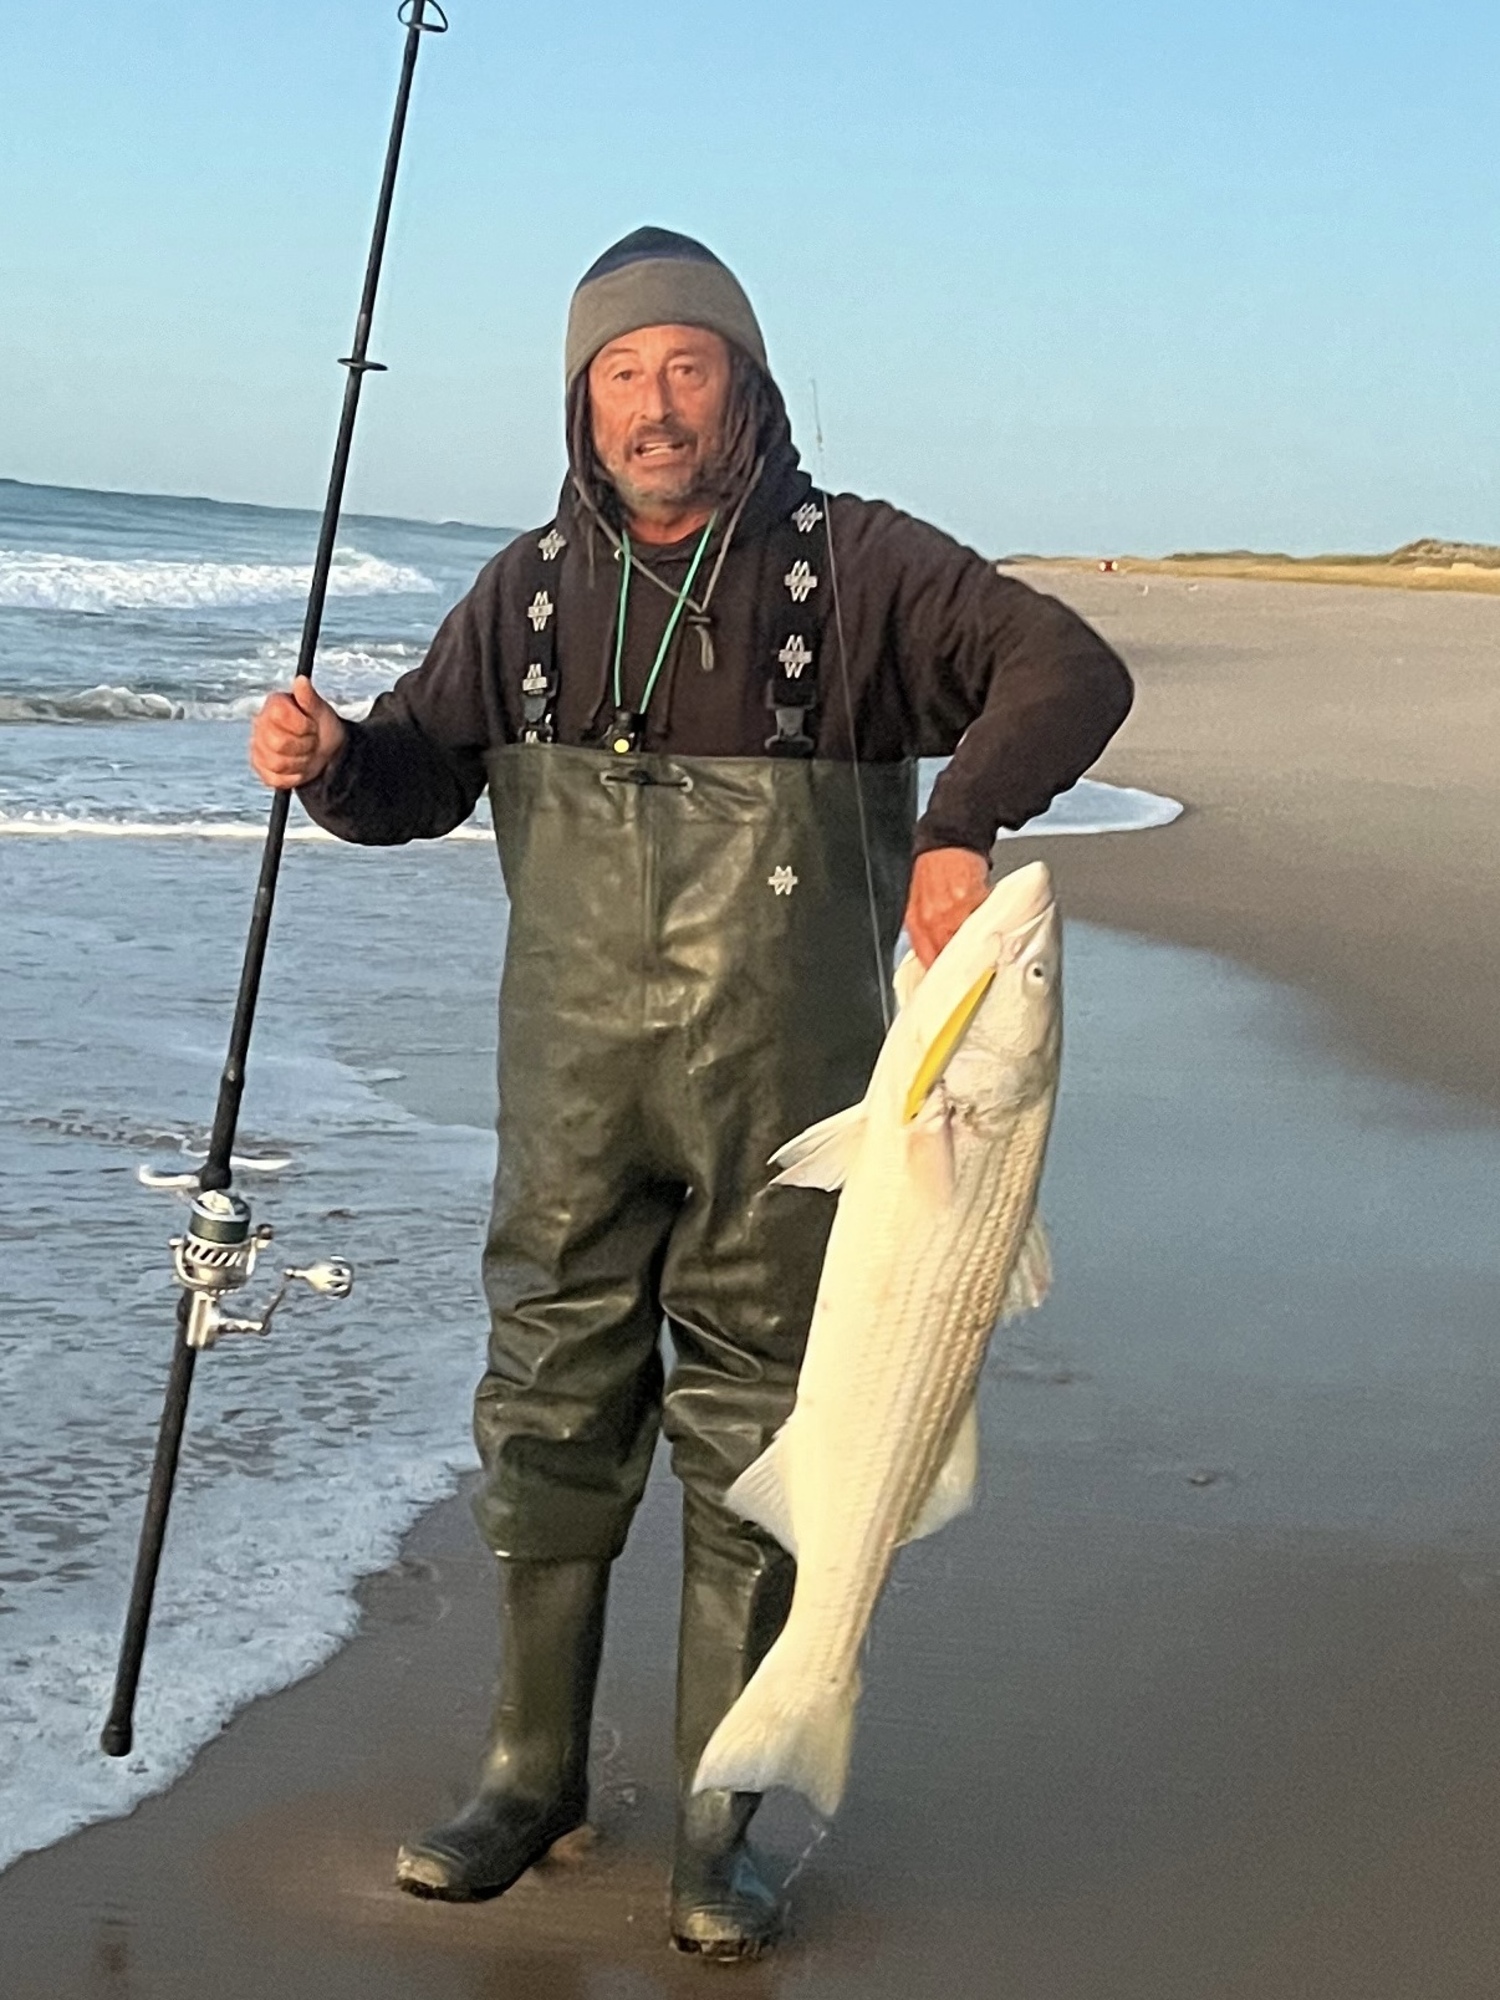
[3,0,1498,553]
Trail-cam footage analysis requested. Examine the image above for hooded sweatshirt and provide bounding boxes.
[299,416,1133,858]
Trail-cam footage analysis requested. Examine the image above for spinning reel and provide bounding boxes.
[170,1187,354,1350]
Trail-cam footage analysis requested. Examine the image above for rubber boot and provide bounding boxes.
[395,1556,609,1901]
[669,1504,795,1959]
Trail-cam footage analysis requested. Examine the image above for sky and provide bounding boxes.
[3,0,1499,555]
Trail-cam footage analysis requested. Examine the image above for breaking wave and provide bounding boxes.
[0,643,424,724]
[0,686,253,723]
[0,545,436,613]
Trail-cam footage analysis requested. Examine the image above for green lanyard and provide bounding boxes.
[608,515,717,753]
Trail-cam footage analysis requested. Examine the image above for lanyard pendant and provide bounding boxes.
[607,706,643,755]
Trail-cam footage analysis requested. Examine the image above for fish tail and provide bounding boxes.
[692,1635,859,1819]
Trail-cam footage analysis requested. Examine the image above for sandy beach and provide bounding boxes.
[6,568,1500,1998]
[1032,565,1500,1114]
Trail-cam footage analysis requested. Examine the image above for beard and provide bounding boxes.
[601,417,727,520]
[568,365,774,530]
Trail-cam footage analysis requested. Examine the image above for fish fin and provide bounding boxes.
[892,949,925,1011]
[768,1102,868,1191]
[901,1398,980,1544]
[905,1091,956,1206]
[724,1431,799,1557]
[999,1213,1052,1322]
[693,1633,858,1818]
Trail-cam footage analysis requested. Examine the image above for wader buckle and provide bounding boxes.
[765,697,815,758]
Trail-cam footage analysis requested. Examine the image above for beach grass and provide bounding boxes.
[1012,538,1500,594]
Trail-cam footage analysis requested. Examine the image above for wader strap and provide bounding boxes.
[511,495,832,754]
[516,524,566,744]
[763,495,830,759]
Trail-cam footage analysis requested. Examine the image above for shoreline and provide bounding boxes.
[6,569,1500,1994]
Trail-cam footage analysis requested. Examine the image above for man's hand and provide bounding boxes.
[250,679,347,790]
[905,847,991,968]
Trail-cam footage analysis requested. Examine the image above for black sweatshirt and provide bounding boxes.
[300,450,1132,857]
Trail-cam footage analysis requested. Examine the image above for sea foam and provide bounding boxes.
[0,812,491,841]
[0,545,436,614]
[0,833,501,1874]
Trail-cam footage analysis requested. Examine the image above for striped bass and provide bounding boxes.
[693,859,1062,1817]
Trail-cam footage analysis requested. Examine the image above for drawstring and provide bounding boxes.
[655,471,760,731]
[678,463,761,671]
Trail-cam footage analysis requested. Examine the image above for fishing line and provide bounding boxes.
[776,1808,832,1898]
[812,377,893,1033]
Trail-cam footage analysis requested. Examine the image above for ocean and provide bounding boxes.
[0,476,1179,1872]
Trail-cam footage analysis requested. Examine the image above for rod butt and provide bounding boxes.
[100,1716,133,1759]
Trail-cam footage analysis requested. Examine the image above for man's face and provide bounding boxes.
[587,324,733,523]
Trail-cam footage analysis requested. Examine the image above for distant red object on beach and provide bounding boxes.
[1098,559,1119,572]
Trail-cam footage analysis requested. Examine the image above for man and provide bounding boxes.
[251,227,1132,1958]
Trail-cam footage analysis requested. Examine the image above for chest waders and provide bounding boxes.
[399,743,911,1947]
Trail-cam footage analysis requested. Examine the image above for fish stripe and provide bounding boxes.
[792,1096,1054,1680]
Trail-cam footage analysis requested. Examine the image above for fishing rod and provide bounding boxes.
[101,0,449,1760]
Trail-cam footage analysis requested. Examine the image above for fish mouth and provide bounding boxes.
[987,860,1054,935]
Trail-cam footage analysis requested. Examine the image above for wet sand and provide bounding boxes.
[1023,565,1500,1115]
[7,574,1500,1998]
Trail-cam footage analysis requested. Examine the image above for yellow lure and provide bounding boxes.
[902,968,997,1123]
